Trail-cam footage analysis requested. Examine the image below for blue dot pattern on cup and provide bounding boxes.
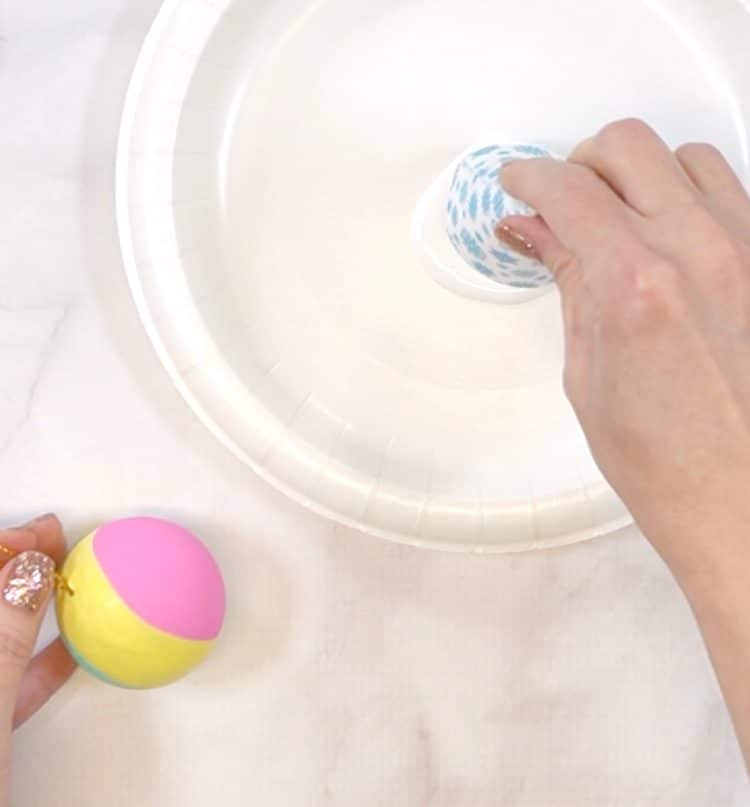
[445,144,555,288]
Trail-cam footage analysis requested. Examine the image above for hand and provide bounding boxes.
[0,515,76,803]
[497,119,750,572]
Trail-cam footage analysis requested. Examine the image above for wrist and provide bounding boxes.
[637,506,750,605]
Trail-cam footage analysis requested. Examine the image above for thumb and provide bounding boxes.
[495,214,577,289]
[496,215,591,399]
[0,550,56,721]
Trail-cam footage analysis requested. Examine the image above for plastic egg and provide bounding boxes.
[56,517,226,689]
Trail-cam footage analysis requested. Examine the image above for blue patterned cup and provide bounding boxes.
[412,141,560,304]
[445,143,556,289]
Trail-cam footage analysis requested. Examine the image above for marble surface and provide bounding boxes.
[1,1,748,804]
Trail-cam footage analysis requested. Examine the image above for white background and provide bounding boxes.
[1,0,748,804]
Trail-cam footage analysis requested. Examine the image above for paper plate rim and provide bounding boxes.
[115,0,635,553]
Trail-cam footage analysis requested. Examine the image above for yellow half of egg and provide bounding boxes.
[56,532,214,689]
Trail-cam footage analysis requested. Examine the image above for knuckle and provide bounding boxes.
[499,160,525,193]
[556,163,596,198]
[549,251,581,286]
[608,252,677,326]
[596,118,653,151]
[567,137,594,166]
[712,232,745,263]
[678,204,747,264]
[674,203,723,239]
[707,238,748,285]
[630,266,671,311]
[676,141,722,163]
[0,627,33,668]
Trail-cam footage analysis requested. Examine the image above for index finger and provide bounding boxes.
[500,158,637,256]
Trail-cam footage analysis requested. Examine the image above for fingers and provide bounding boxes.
[675,142,750,201]
[0,516,66,725]
[0,550,56,714]
[495,215,573,284]
[13,639,76,729]
[500,158,635,257]
[568,119,696,216]
[0,516,76,730]
[495,214,591,387]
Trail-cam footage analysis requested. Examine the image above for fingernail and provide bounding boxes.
[29,513,57,526]
[495,223,537,257]
[2,551,55,612]
[7,513,57,533]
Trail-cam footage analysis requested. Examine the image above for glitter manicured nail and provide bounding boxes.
[495,223,537,256]
[2,551,55,612]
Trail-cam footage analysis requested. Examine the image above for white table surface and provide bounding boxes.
[1,1,748,804]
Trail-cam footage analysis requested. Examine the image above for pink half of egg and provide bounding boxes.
[93,517,226,641]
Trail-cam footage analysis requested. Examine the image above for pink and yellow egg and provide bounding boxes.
[56,517,226,689]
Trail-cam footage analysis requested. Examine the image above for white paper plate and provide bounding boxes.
[117,0,750,552]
